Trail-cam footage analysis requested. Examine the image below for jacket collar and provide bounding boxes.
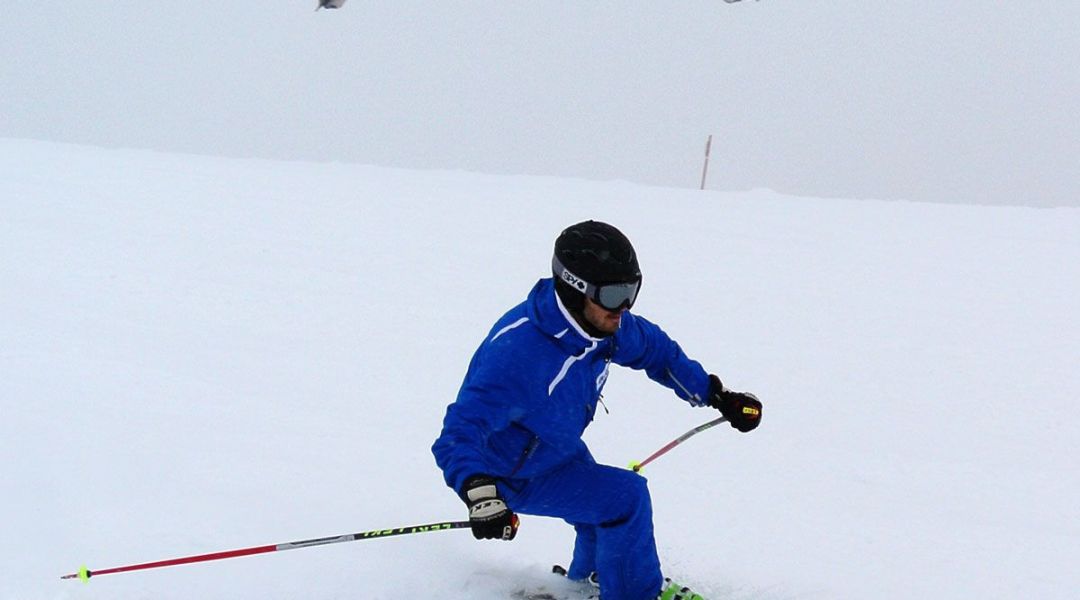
[526,278,604,355]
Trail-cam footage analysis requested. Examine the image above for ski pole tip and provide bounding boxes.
[60,565,91,582]
[628,460,643,473]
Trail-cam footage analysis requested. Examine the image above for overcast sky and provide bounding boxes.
[3,2,1077,206]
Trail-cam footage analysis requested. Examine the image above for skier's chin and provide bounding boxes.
[592,312,621,334]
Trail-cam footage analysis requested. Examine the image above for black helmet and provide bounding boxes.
[552,220,642,312]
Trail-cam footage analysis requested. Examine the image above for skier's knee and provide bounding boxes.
[599,472,652,527]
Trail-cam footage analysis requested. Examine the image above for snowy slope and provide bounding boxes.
[2,139,1077,600]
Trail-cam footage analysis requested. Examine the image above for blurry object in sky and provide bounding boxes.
[316,0,346,10]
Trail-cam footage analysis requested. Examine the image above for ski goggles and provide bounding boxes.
[552,256,642,311]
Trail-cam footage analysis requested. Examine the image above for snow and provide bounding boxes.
[2,138,1077,599]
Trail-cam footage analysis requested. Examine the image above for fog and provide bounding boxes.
[3,1,1077,206]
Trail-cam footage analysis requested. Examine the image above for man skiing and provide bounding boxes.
[432,220,762,600]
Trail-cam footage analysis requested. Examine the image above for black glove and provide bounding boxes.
[462,475,519,541]
[708,374,762,433]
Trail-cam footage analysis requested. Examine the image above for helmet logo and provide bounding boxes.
[560,268,588,292]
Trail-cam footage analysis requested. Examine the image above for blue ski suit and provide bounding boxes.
[432,278,712,600]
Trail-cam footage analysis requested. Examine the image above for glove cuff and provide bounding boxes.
[707,374,725,409]
[462,475,498,504]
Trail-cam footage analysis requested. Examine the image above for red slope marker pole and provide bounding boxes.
[700,134,713,190]
[61,520,470,582]
[630,416,728,472]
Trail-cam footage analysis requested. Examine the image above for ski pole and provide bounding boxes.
[629,416,727,472]
[61,519,469,582]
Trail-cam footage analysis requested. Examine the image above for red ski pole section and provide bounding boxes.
[62,520,473,581]
[635,439,682,471]
[88,544,278,578]
[632,417,727,472]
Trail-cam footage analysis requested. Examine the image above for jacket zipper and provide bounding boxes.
[508,435,540,477]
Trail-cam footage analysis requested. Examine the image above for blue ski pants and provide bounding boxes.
[499,457,664,600]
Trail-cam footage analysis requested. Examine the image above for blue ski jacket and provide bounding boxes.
[432,278,712,495]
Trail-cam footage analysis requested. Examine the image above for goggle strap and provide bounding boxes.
[552,256,639,310]
[552,256,594,296]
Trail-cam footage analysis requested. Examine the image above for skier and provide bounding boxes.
[432,220,762,600]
